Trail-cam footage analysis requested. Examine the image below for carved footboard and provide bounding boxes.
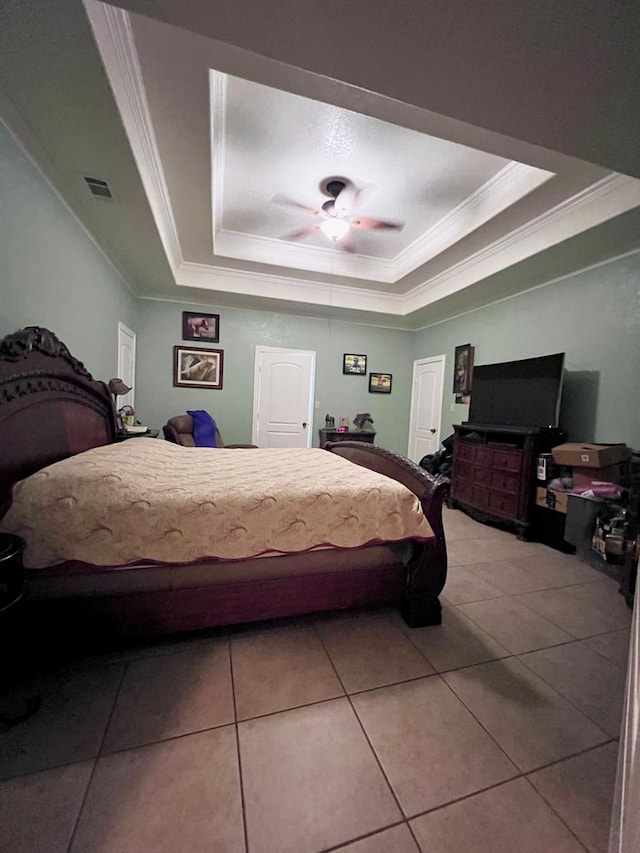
[325,442,449,627]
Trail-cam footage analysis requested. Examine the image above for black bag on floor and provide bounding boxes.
[419,434,454,477]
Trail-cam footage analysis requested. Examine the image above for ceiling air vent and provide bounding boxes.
[83,176,113,200]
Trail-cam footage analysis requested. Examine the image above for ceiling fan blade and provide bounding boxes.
[333,182,359,216]
[279,224,320,241]
[271,193,321,216]
[350,216,404,231]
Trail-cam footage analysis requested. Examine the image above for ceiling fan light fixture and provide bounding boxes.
[320,217,351,241]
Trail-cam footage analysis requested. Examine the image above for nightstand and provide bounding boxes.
[319,429,376,447]
[114,429,159,441]
[0,533,41,727]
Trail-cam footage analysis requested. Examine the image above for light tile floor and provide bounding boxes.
[0,507,632,852]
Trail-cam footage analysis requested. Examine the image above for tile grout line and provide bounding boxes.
[228,639,250,853]
[313,819,412,853]
[504,588,631,639]
[65,660,129,853]
[520,775,592,853]
[41,662,616,791]
[310,620,424,851]
[383,739,618,843]
[515,651,621,738]
[450,596,581,648]
[439,662,618,777]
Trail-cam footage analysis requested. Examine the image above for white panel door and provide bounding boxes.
[407,355,445,463]
[252,347,315,448]
[117,322,136,409]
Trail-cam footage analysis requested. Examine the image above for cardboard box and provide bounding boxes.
[572,465,624,486]
[535,486,568,514]
[551,443,629,468]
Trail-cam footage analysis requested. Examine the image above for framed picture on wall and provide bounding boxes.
[453,343,474,401]
[182,312,220,342]
[369,372,392,394]
[343,353,367,375]
[173,346,224,389]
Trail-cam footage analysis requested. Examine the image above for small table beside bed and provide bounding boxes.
[0,327,448,638]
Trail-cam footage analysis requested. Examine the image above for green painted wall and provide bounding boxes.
[135,299,414,453]
[413,251,640,447]
[0,123,137,379]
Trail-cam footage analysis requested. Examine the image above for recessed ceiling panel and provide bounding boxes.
[212,73,552,282]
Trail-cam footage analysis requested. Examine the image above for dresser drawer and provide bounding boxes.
[471,485,489,509]
[472,466,491,487]
[488,491,519,517]
[491,449,523,473]
[474,446,492,467]
[456,441,475,462]
[453,459,474,480]
[451,478,473,504]
[490,470,521,494]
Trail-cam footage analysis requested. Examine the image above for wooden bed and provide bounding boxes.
[0,327,448,638]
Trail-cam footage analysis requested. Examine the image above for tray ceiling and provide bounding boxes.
[4,0,639,326]
[212,73,551,282]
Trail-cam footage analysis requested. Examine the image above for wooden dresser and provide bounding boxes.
[449,423,564,539]
[319,429,376,447]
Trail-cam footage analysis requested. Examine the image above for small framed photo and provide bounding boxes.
[369,372,392,394]
[343,353,367,375]
[174,346,224,389]
[182,312,220,342]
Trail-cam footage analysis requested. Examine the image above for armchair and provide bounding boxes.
[162,414,257,448]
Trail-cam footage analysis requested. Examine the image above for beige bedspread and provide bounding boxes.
[1,442,434,568]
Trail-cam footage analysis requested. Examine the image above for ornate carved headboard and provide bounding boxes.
[0,327,116,514]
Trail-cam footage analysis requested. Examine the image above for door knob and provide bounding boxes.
[430,428,436,434]
[302,422,307,428]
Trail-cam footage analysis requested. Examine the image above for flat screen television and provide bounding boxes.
[467,352,565,429]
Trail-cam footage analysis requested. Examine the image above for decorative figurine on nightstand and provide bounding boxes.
[118,404,135,428]
[353,412,374,431]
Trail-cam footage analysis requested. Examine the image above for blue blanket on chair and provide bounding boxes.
[187,410,218,447]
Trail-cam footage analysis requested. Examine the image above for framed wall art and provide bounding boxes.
[343,353,367,375]
[369,372,392,394]
[173,346,224,389]
[453,343,474,402]
[182,312,220,342]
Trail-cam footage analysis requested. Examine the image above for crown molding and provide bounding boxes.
[413,246,640,333]
[213,228,397,282]
[403,172,640,312]
[392,161,553,279]
[84,0,183,272]
[210,160,551,285]
[178,172,640,317]
[176,261,404,313]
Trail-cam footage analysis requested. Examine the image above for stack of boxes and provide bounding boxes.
[536,443,637,561]
[536,443,630,515]
[550,443,630,489]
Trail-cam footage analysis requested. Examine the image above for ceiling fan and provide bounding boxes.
[273,178,404,251]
